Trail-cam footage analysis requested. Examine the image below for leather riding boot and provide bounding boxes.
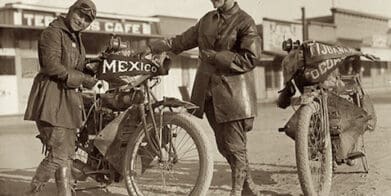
[242,171,261,196]
[55,166,73,196]
[230,167,246,196]
[230,189,242,196]
[29,164,52,194]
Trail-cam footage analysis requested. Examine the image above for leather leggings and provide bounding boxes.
[30,121,76,193]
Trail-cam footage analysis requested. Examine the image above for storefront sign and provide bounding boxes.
[13,11,152,34]
[22,13,55,27]
[88,20,151,34]
[263,19,302,52]
[363,35,388,48]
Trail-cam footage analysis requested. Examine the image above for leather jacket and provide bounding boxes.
[150,3,262,122]
[24,16,96,128]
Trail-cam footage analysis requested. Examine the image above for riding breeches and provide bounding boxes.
[32,121,76,184]
[204,97,255,192]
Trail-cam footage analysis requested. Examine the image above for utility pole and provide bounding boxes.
[301,7,309,41]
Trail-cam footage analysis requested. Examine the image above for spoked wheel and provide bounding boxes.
[295,103,333,196]
[123,112,213,196]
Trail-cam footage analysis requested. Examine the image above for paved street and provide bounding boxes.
[1,90,391,195]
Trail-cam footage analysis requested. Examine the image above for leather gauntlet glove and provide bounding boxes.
[277,81,296,109]
[82,76,98,89]
[149,39,171,54]
[66,69,98,89]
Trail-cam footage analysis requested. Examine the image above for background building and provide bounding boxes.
[152,15,199,101]
[309,8,391,89]
[259,7,391,99]
[0,2,163,115]
[1,3,391,115]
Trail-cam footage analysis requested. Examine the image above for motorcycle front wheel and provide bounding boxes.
[295,103,333,196]
[123,112,213,196]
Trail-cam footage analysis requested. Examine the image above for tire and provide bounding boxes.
[295,104,333,196]
[123,112,213,196]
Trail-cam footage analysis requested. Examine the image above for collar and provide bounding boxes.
[50,16,72,33]
[50,16,80,41]
[217,2,240,20]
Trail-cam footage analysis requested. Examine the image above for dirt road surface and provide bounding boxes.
[0,91,390,196]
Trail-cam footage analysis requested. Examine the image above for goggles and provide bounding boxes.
[78,2,96,20]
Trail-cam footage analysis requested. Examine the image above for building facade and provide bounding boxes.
[151,15,199,101]
[260,8,391,99]
[1,3,391,115]
[310,8,391,89]
[0,2,164,115]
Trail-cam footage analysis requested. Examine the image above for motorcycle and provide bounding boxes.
[72,36,214,196]
[277,39,377,196]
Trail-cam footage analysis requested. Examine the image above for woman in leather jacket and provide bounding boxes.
[24,0,98,195]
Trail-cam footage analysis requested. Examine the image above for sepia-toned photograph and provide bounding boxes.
[0,0,390,195]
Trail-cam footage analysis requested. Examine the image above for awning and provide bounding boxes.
[361,47,391,61]
[180,49,276,61]
[0,24,164,39]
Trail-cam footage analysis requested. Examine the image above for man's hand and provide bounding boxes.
[149,39,171,54]
[200,49,217,64]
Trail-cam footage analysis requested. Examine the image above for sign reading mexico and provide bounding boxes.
[97,54,159,80]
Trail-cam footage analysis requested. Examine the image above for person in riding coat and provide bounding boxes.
[143,0,262,195]
[24,0,98,195]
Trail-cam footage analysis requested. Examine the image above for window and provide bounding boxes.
[0,56,15,75]
[18,35,38,50]
[21,58,40,78]
[361,61,372,77]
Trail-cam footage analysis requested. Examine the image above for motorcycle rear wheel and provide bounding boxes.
[295,104,333,196]
[123,112,213,196]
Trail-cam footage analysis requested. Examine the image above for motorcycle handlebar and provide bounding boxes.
[106,36,130,52]
[282,39,301,52]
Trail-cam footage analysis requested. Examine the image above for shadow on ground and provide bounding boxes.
[0,178,125,196]
[209,162,296,196]
[0,168,126,196]
[1,161,298,196]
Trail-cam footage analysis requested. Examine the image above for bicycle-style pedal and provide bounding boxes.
[347,151,365,160]
[73,183,109,192]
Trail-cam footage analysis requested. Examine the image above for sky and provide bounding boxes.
[0,0,391,24]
